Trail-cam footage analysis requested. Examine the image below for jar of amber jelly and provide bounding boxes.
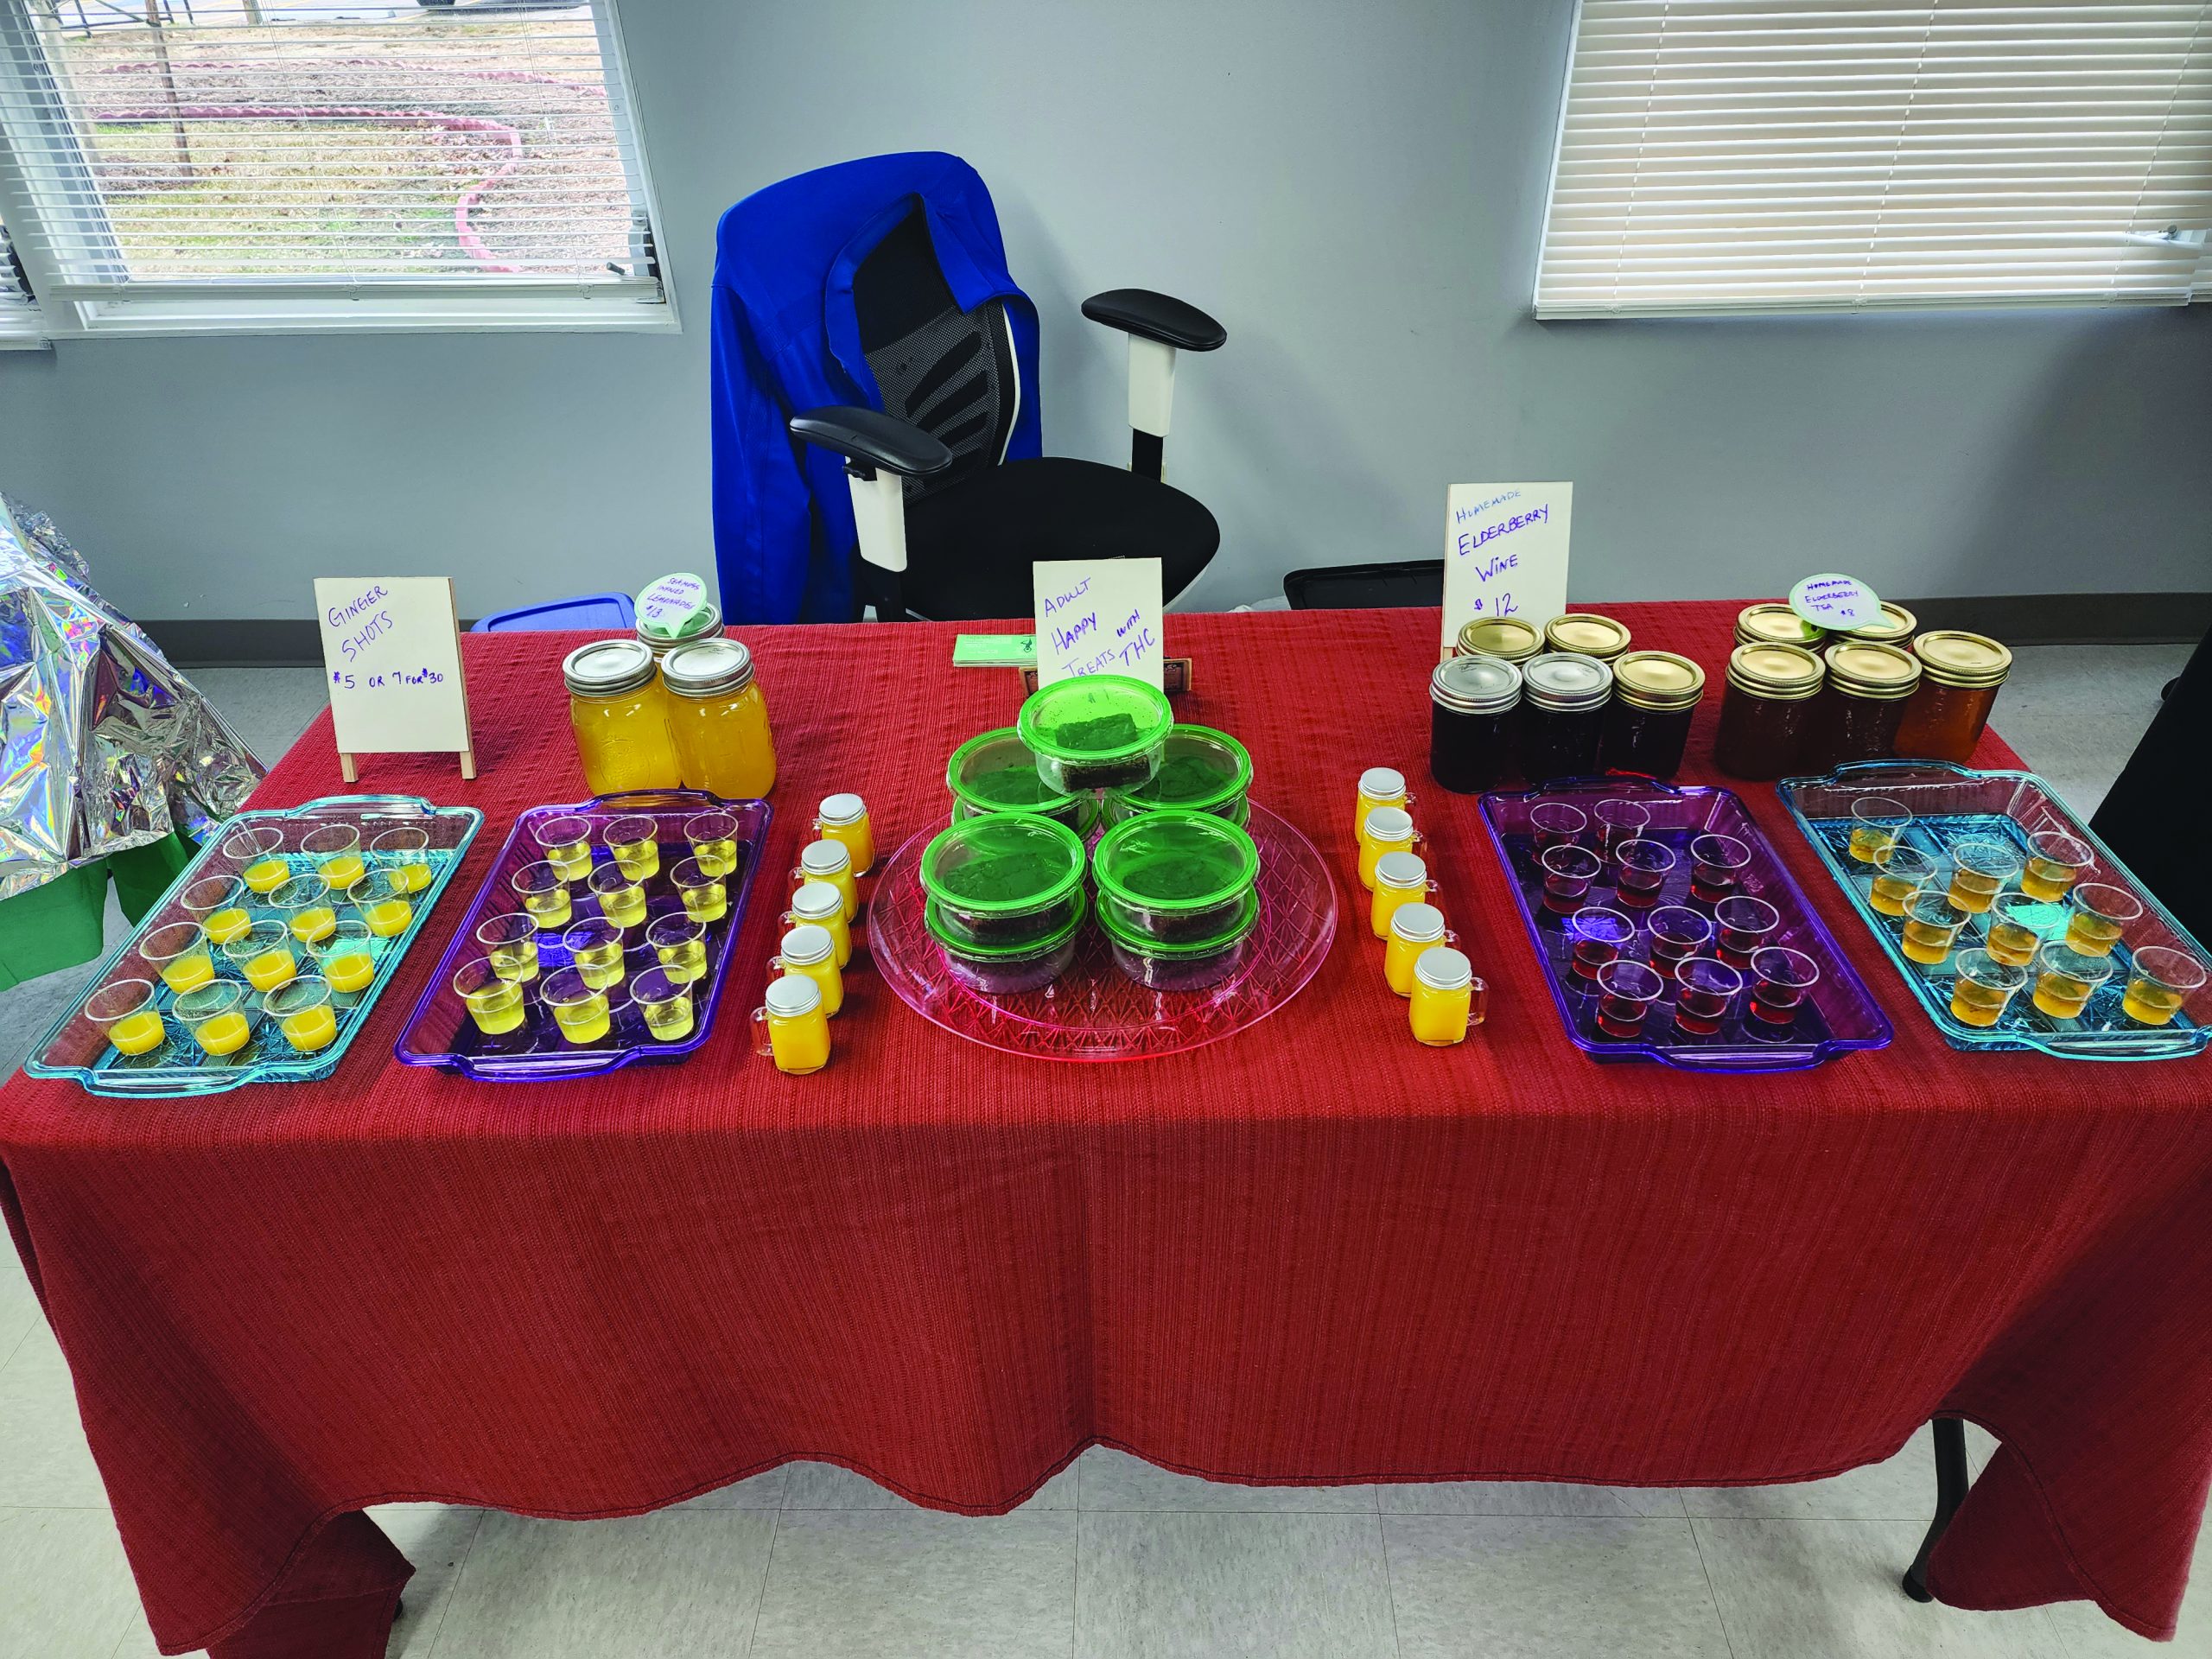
[1801,640,1922,772]
[1734,602,1827,652]
[1542,613,1631,664]
[1892,630,2012,765]
[563,639,682,795]
[1429,654,1522,794]
[1455,616,1542,667]
[1516,652,1613,785]
[663,638,778,799]
[1600,651,1707,780]
[1713,643,1825,780]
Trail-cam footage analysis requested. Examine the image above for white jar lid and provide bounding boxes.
[1414,945,1473,991]
[799,840,851,876]
[1389,902,1446,944]
[818,792,867,825]
[1363,805,1414,842]
[1375,850,1427,889]
[766,975,822,1017]
[1359,766,1406,798]
[791,881,843,920]
[779,924,835,966]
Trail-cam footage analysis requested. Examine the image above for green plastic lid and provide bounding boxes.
[925,890,1089,959]
[1016,674,1173,766]
[947,728,1074,813]
[1092,809,1260,913]
[1097,888,1261,957]
[919,811,1086,915]
[1105,725,1252,817]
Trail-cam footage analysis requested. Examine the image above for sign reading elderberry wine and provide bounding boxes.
[1441,482,1573,660]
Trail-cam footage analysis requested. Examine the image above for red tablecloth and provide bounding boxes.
[4,601,2209,1656]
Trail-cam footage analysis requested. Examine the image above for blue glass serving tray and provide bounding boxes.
[1778,761,2211,1060]
[24,794,482,1096]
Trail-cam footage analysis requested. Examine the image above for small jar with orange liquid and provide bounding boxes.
[1383,902,1451,997]
[1409,946,1482,1046]
[815,793,876,876]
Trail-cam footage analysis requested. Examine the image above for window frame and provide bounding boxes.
[0,0,677,339]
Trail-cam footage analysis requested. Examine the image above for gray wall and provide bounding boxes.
[3,0,2209,624]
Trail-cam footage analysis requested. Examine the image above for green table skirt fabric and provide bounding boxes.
[0,833,195,991]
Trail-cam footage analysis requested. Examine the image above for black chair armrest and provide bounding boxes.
[789,407,953,477]
[1081,289,1226,352]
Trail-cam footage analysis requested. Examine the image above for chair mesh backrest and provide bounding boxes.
[854,205,1015,500]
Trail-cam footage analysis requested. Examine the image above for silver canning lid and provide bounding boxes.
[779,924,835,966]
[562,638,658,698]
[662,638,755,698]
[638,601,722,656]
[818,792,866,825]
[765,974,822,1017]
[1375,849,1427,889]
[1363,805,1414,843]
[1414,945,1473,991]
[799,839,851,876]
[791,881,843,920]
[1389,901,1446,944]
[1430,653,1522,715]
[1522,651,1613,713]
[1359,766,1406,799]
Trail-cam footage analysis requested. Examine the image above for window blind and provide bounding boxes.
[1536,0,2212,317]
[0,0,662,316]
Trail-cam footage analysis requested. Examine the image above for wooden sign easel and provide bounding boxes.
[315,576,478,782]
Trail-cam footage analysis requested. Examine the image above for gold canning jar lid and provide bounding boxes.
[1735,602,1827,649]
[1456,617,1541,664]
[1822,639,1923,701]
[1843,602,1917,644]
[1912,629,2012,689]
[1543,613,1631,661]
[1726,642,1825,702]
[1611,650,1707,713]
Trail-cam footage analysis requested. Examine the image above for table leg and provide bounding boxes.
[1902,1417,1972,1602]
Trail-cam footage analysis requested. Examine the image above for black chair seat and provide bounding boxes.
[896,457,1218,621]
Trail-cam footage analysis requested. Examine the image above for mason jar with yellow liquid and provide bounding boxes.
[663,639,778,800]
[563,639,682,796]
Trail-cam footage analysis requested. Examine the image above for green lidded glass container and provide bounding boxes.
[1016,674,1174,792]
[927,891,1089,995]
[919,811,1087,949]
[1091,808,1261,946]
[1099,889,1262,991]
[1102,725,1252,828]
[946,728,1090,833]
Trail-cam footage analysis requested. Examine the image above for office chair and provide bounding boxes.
[713,153,1225,623]
[2089,622,2210,945]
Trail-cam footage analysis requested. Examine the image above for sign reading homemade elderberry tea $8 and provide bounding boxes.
[315,576,476,781]
[1440,483,1573,660]
[1033,557,1165,690]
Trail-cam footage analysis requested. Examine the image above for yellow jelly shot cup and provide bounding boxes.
[265,976,338,1052]
[224,825,289,895]
[175,981,253,1058]
[222,919,299,994]
[453,957,528,1037]
[646,913,708,985]
[684,810,740,879]
[313,919,378,995]
[371,825,435,894]
[671,856,727,925]
[139,920,216,995]
[512,861,574,931]
[542,966,614,1046]
[2122,946,2208,1028]
[272,874,338,945]
[605,814,662,882]
[477,913,542,983]
[181,874,253,946]
[588,862,649,931]
[563,918,629,992]
[533,814,596,883]
[301,823,365,893]
[632,966,695,1043]
[86,977,166,1057]
[347,870,414,938]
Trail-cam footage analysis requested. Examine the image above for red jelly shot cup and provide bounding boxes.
[1673,956,1744,1036]
[1591,798,1652,859]
[1612,837,1676,908]
[1749,944,1821,1026]
[1689,833,1752,903]
[1594,958,1666,1039]
[1646,905,1713,980]
[1567,906,1635,982]
[1530,802,1588,851]
[1713,894,1781,969]
[1540,843,1604,915]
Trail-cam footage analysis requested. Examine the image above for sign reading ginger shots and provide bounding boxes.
[315,576,475,781]
[1441,483,1573,659]
[1033,557,1165,690]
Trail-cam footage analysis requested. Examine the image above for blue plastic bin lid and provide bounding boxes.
[473,593,638,633]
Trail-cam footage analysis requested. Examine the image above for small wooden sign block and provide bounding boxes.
[315,576,476,782]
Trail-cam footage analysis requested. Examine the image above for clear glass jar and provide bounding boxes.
[1516,652,1613,785]
[1713,644,1825,780]
[1893,631,2012,764]
[563,639,683,796]
[1409,946,1478,1046]
[663,638,777,799]
[1600,651,1706,780]
[1801,641,1921,772]
[1429,655,1522,794]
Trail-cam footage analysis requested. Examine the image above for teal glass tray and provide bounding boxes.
[24,794,481,1096]
[1778,761,2210,1061]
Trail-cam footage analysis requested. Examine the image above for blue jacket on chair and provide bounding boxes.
[710,153,1046,625]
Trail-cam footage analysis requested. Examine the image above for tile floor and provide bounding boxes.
[0,644,2201,1658]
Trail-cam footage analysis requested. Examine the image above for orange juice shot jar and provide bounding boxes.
[86,978,167,1057]
[770,923,843,1017]
[1358,807,1417,893]
[815,793,876,876]
[1370,850,1436,941]
[754,974,830,1075]
[1409,946,1482,1046]
[783,881,851,968]
[1383,902,1452,996]
[794,839,859,921]
[1354,766,1408,846]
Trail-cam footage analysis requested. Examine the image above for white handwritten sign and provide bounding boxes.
[1033,557,1164,690]
[1441,482,1573,659]
[1789,572,1884,632]
[314,576,475,781]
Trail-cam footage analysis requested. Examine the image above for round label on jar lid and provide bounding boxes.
[1414,945,1472,991]
[1726,642,1826,699]
[1913,630,2012,688]
[1430,653,1522,714]
[636,571,715,639]
[1611,650,1707,712]
[662,638,755,697]
[1822,640,1923,699]
[1522,652,1614,712]
[1543,613,1631,660]
[562,637,658,697]
[1457,617,1541,662]
[1789,573,1885,632]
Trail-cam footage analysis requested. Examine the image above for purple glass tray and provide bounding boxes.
[1478,778,1892,1071]
[393,789,770,1082]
